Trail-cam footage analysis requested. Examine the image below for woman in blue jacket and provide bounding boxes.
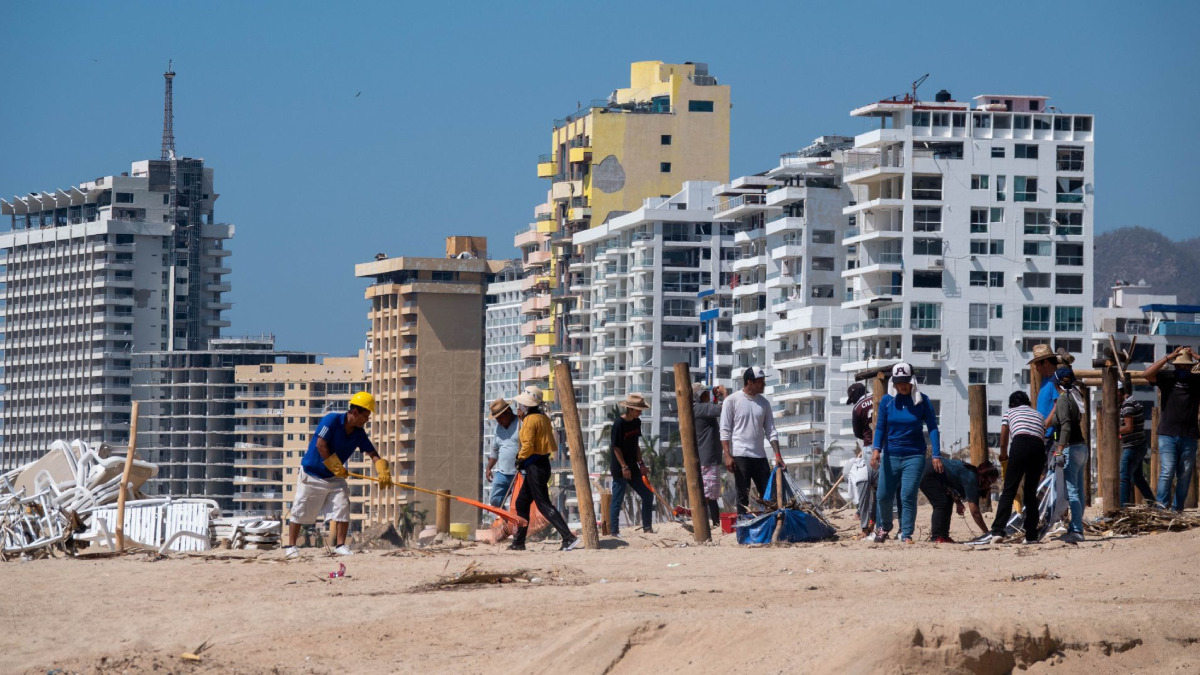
[871,362,941,543]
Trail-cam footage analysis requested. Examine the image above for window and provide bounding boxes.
[969,271,988,287]
[1022,272,1051,288]
[989,271,1004,287]
[1023,305,1051,331]
[971,175,989,190]
[913,270,943,288]
[1054,116,1072,131]
[1055,338,1084,354]
[1029,100,1041,111]
[989,400,1003,416]
[1014,176,1038,202]
[969,368,988,384]
[1073,117,1092,131]
[1056,145,1084,171]
[991,146,1005,158]
[1014,115,1031,130]
[811,230,835,244]
[975,114,992,129]
[431,270,454,281]
[970,208,988,233]
[1055,210,1083,235]
[1024,208,1052,234]
[969,303,988,329]
[994,114,1012,130]
[913,238,943,255]
[912,111,931,127]
[1054,306,1083,332]
[932,112,950,127]
[952,112,966,128]
[968,336,997,352]
[1057,177,1084,203]
[914,206,942,232]
[912,335,943,353]
[910,303,941,330]
[661,134,672,145]
[688,100,714,112]
[1056,274,1084,295]
[992,304,1003,319]
[1033,116,1052,130]
[991,207,1004,223]
[1056,242,1084,266]
[116,192,135,203]
[913,367,942,386]
[660,162,672,173]
[989,368,1004,384]
[1014,144,1039,159]
[912,175,942,200]
[969,240,1004,255]
[995,175,1006,201]
[1024,241,1051,256]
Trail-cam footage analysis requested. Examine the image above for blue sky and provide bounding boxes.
[2,0,1197,356]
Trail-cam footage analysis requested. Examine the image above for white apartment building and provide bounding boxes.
[482,268,524,495]
[570,182,738,468]
[839,90,1095,453]
[0,158,232,467]
[711,138,859,478]
[1093,282,1200,367]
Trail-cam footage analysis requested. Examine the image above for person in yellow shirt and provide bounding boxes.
[508,385,579,551]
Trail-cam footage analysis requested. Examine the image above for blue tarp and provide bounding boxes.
[736,471,836,544]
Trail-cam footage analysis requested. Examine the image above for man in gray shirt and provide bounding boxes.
[693,382,726,526]
[485,397,520,507]
[719,367,782,514]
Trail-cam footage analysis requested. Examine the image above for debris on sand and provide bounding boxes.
[1001,571,1060,582]
[1084,506,1200,537]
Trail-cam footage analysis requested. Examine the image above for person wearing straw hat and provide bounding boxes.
[1028,344,1062,445]
[1143,346,1200,511]
[609,392,656,536]
[871,362,941,543]
[508,385,579,551]
[485,397,520,508]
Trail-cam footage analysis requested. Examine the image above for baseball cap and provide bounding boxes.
[845,382,866,405]
[743,366,767,382]
[891,362,913,384]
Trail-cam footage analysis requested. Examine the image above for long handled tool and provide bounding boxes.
[349,473,527,527]
[641,475,688,524]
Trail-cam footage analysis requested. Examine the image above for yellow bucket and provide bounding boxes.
[449,523,470,541]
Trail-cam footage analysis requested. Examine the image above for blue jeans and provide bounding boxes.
[876,453,926,540]
[610,474,654,534]
[1119,442,1155,506]
[1156,436,1198,511]
[1062,443,1087,534]
[487,471,515,508]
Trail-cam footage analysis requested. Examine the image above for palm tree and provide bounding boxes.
[393,503,427,545]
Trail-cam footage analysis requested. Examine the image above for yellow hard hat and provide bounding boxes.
[349,391,375,414]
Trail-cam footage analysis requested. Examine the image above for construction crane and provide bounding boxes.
[911,73,929,102]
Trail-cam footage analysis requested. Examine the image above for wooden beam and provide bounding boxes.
[553,362,600,549]
[115,401,140,554]
[1150,395,1161,499]
[1081,387,1092,507]
[673,362,711,543]
[855,363,900,382]
[436,489,450,534]
[1099,367,1121,509]
[967,385,990,511]
[1030,366,1042,411]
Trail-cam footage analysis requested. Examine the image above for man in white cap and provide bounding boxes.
[1144,347,1200,511]
[608,392,655,536]
[719,366,782,514]
[485,397,519,508]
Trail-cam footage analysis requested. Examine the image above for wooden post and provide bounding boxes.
[553,362,600,549]
[1190,405,1200,508]
[599,490,612,536]
[115,401,140,554]
[673,362,711,543]
[1081,387,1092,507]
[1030,366,1043,412]
[1099,367,1121,509]
[772,465,786,542]
[1150,403,1160,498]
[967,385,991,511]
[436,489,450,534]
[871,373,886,434]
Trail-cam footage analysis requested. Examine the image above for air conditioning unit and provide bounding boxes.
[929,258,944,269]
[930,353,944,362]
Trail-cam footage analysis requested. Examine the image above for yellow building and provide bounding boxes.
[520,61,731,401]
[232,354,371,524]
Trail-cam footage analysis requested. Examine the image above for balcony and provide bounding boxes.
[514,227,541,249]
[732,309,766,326]
[772,379,826,402]
[568,146,592,163]
[842,316,903,339]
[537,155,556,178]
[521,342,550,359]
[714,193,775,219]
[567,206,592,221]
[774,347,816,365]
[765,216,804,237]
[843,198,904,216]
[770,243,804,261]
[526,249,553,266]
[842,252,902,278]
[520,295,551,314]
[843,150,906,184]
[1156,322,1200,337]
[854,128,906,149]
[552,180,583,201]
[732,253,767,272]
[765,186,806,207]
[842,285,902,309]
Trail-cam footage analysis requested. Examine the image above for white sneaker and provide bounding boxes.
[334,545,354,556]
[283,546,299,559]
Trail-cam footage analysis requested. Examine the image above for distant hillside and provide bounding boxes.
[1094,227,1200,306]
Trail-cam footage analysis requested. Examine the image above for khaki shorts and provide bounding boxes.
[289,471,351,524]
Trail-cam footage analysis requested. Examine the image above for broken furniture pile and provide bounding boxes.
[1,439,280,559]
[736,470,838,545]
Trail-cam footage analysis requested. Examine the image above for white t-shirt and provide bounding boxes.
[718,390,779,459]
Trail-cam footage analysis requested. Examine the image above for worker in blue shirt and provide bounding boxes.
[284,392,389,558]
[1029,344,1061,442]
[871,362,941,543]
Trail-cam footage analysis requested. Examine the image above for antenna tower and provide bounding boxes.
[161,60,176,160]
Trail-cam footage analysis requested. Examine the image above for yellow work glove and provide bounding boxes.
[1000,460,1007,478]
[323,454,349,479]
[375,458,392,488]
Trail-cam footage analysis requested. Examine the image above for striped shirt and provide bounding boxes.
[1119,398,1146,448]
[1001,405,1044,440]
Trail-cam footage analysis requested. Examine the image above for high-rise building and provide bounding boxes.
[131,336,315,511]
[838,91,1095,452]
[516,61,731,404]
[481,265,524,497]
[355,236,505,525]
[570,181,736,465]
[0,158,232,467]
[232,354,370,522]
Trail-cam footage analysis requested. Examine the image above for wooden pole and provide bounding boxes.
[1030,366,1042,412]
[1099,367,1121,509]
[871,373,886,431]
[1081,387,1092,507]
[436,489,450,534]
[115,401,140,554]
[772,465,786,542]
[1190,404,1200,508]
[673,362,711,543]
[553,362,600,549]
[1150,402,1161,499]
[967,384,990,511]
[599,490,612,535]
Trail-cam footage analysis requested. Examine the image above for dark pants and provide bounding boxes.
[918,468,955,540]
[511,454,573,546]
[733,456,772,514]
[991,434,1046,539]
[610,472,654,534]
[706,499,721,526]
[1120,441,1156,506]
